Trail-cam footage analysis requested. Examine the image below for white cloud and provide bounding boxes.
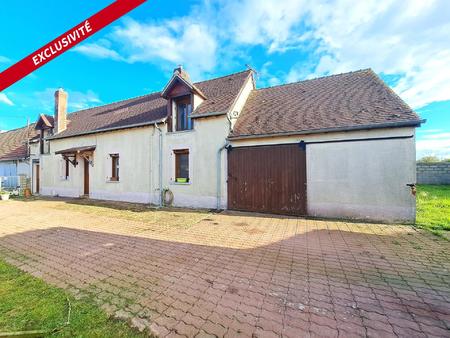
[32,88,101,112]
[0,55,10,64]
[0,93,14,106]
[72,0,450,109]
[113,18,217,78]
[220,0,450,109]
[221,0,309,53]
[417,132,450,159]
[74,17,218,80]
[298,0,450,109]
[72,39,124,61]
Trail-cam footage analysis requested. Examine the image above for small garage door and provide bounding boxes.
[227,144,307,215]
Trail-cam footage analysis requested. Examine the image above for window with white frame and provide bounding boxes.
[174,149,189,183]
[110,154,119,181]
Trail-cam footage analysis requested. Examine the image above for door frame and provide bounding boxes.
[83,158,90,196]
[35,163,40,194]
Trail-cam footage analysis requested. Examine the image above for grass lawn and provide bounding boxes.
[0,259,146,337]
[416,185,450,236]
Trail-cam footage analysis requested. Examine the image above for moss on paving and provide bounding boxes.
[0,259,146,337]
[416,185,450,237]
[48,198,209,229]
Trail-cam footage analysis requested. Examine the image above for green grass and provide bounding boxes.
[0,259,145,337]
[416,185,450,235]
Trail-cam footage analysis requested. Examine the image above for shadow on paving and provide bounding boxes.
[0,225,449,337]
[21,196,213,215]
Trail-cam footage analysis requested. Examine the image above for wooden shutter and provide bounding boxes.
[167,99,173,132]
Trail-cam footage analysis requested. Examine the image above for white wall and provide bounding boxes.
[40,127,154,203]
[153,116,229,209]
[17,160,30,176]
[230,127,417,222]
[149,73,255,209]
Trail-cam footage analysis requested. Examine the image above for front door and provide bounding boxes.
[35,164,40,194]
[83,158,89,196]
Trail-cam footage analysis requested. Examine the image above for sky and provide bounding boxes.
[0,0,449,159]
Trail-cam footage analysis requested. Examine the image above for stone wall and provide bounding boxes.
[417,162,450,184]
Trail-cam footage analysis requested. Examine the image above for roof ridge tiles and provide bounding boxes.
[256,68,373,92]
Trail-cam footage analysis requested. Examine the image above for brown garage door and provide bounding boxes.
[227,144,307,215]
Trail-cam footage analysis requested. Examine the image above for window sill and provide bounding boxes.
[106,179,120,183]
[167,129,194,135]
[171,181,191,185]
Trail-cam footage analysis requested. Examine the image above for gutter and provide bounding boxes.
[216,142,229,210]
[228,120,425,141]
[191,111,226,119]
[46,118,166,141]
[154,122,163,207]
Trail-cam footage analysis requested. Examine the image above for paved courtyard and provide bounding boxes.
[0,198,449,337]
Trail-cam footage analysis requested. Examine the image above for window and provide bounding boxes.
[110,154,119,181]
[174,149,189,183]
[64,158,69,179]
[174,95,193,131]
[39,130,44,154]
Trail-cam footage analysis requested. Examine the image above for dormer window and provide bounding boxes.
[161,66,207,133]
[175,95,193,131]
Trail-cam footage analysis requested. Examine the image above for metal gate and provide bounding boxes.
[227,144,307,215]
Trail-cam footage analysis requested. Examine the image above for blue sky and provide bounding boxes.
[0,0,449,158]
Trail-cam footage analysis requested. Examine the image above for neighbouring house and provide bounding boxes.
[25,67,423,222]
[0,124,39,190]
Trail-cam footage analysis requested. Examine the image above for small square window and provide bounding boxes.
[174,149,189,183]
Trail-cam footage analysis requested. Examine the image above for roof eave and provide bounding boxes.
[47,118,166,141]
[0,156,27,161]
[191,111,227,119]
[161,75,207,99]
[228,120,425,140]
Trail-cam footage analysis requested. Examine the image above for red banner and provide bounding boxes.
[0,0,146,92]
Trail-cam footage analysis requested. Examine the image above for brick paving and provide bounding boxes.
[0,199,449,337]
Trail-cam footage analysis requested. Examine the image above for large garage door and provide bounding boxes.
[227,144,307,215]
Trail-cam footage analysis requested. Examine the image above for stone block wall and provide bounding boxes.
[417,163,450,184]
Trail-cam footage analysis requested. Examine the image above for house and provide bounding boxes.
[0,124,38,190]
[28,67,422,222]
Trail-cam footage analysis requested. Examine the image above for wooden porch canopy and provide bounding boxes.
[55,145,96,167]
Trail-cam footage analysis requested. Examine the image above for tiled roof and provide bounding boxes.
[0,124,37,161]
[193,70,252,116]
[51,70,252,139]
[230,69,422,138]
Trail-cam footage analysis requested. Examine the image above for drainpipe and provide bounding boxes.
[154,123,163,207]
[216,113,234,210]
[216,142,228,210]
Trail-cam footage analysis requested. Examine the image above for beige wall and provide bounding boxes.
[40,127,153,203]
[152,116,229,208]
[229,75,255,130]
[36,71,417,223]
[230,127,417,222]
[150,73,255,208]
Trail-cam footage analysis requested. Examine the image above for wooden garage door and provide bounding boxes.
[227,144,307,215]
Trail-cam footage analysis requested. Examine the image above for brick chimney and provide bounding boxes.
[54,88,67,134]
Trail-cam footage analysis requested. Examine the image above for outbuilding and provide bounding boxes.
[228,69,422,221]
